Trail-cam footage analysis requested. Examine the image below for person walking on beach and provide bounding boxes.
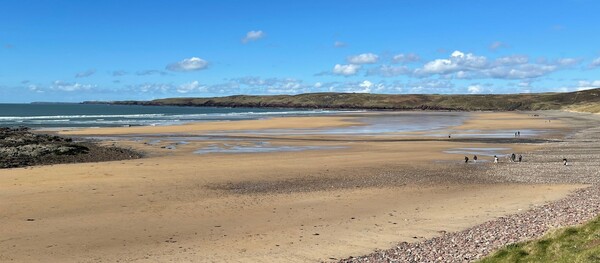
[511,153,516,162]
[517,131,521,137]
[563,158,568,166]
[518,154,522,162]
[465,156,469,163]
[494,155,498,163]
[473,155,478,163]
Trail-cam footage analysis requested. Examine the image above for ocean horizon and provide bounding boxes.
[0,103,353,128]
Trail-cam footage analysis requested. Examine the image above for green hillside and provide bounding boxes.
[83,88,600,113]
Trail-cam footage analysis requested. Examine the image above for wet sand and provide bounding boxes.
[60,116,363,136]
[0,111,591,262]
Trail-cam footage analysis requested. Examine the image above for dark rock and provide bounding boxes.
[0,128,141,169]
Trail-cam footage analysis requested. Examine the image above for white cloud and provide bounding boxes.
[484,64,558,79]
[518,81,532,88]
[312,80,451,94]
[413,50,578,79]
[266,81,302,93]
[207,82,241,94]
[227,77,307,94]
[406,80,454,93]
[332,64,361,76]
[75,69,96,78]
[457,70,482,79]
[338,80,378,93]
[166,57,209,72]
[112,70,127,76]
[27,78,469,97]
[334,41,347,48]
[232,76,268,86]
[392,53,420,64]
[495,55,529,65]
[213,79,411,94]
[467,84,483,94]
[347,53,379,64]
[51,81,95,92]
[554,80,600,93]
[555,58,580,66]
[136,70,168,76]
[28,84,44,93]
[357,80,373,93]
[576,80,600,91]
[308,80,403,94]
[489,41,508,51]
[132,83,174,94]
[415,51,487,76]
[589,57,600,68]
[177,81,207,94]
[367,65,410,77]
[242,30,265,43]
[418,57,457,75]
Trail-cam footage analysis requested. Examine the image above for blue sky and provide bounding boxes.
[1,0,600,102]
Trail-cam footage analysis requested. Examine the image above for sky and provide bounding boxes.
[1,0,600,102]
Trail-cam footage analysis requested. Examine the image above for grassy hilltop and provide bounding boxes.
[479,216,600,263]
[84,88,600,113]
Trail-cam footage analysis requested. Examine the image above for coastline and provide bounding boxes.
[80,88,600,113]
[1,110,598,262]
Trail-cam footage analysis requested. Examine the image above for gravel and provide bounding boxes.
[339,124,600,262]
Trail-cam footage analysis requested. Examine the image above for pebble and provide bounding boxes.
[339,125,600,262]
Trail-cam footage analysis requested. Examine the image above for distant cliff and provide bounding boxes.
[82,89,600,113]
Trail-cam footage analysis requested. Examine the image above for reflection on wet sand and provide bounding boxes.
[194,141,345,154]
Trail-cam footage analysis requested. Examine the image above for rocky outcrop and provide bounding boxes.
[0,127,141,168]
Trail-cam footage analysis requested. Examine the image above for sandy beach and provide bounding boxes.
[1,111,596,262]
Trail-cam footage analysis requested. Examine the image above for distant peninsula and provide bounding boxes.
[82,89,600,113]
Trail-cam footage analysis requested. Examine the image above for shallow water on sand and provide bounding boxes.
[76,112,558,156]
[429,129,547,138]
[194,141,345,154]
[215,112,471,135]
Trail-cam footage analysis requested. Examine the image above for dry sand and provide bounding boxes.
[0,111,586,262]
[454,112,564,130]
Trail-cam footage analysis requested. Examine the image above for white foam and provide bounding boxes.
[0,114,166,120]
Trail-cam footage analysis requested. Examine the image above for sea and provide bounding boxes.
[0,103,349,128]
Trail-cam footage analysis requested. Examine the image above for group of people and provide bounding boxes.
[463,154,569,165]
[457,130,572,165]
[509,153,522,162]
[464,153,522,164]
